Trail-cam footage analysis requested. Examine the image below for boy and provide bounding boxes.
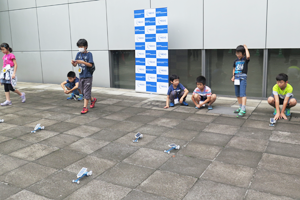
[191,76,216,110]
[60,71,83,100]
[164,74,189,108]
[231,44,250,117]
[268,73,297,120]
[71,39,97,114]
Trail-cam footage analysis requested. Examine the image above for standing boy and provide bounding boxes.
[71,39,97,114]
[268,73,297,120]
[164,74,189,108]
[231,45,250,117]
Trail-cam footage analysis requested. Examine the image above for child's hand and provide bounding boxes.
[280,112,288,120]
[164,105,169,109]
[12,74,15,79]
[196,104,201,109]
[64,90,69,94]
[243,44,248,48]
[231,76,235,82]
[274,113,281,120]
[76,60,83,64]
[179,97,184,104]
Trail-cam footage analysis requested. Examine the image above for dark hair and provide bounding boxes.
[196,76,206,85]
[77,39,88,48]
[290,59,298,66]
[0,43,13,52]
[67,71,76,78]
[276,73,288,82]
[169,74,179,82]
[236,45,245,55]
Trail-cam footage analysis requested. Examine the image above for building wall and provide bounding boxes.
[0,0,299,89]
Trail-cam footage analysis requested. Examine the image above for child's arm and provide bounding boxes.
[164,95,170,109]
[280,97,290,120]
[274,94,281,120]
[231,68,235,82]
[67,82,79,93]
[71,60,77,67]
[12,59,17,79]
[61,81,68,93]
[76,60,93,67]
[244,44,250,60]
[180,88,189,103]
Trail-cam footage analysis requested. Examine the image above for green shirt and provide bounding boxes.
[273,83,293,99]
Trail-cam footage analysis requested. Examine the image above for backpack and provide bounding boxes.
[88,63,96,75]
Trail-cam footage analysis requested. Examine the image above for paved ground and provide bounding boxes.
[1,82,300,200]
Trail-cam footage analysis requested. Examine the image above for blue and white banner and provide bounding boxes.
[134,7,168,94]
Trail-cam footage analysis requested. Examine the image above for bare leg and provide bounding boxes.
[208,94,217,105]
[242,96,247,106]
[84,99,89,108]
[268,96,275,108]
[14,89,22,96]
[237,97,242,105]
[5,92,10,101]
[288,99,297,108]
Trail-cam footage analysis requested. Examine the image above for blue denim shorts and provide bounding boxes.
[234,74,247,97]
[65,83,79,95]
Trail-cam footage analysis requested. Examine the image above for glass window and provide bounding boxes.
[169,50,202,92]
[267,49,300,99]
[206,49,264,97]
[111,50,135,89]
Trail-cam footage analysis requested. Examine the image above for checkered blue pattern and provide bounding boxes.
[134,7,168,94]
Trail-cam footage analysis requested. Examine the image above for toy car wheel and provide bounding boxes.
[77,181,80,184]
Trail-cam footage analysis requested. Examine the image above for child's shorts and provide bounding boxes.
[80,77,93,99]
[270,94,296,105]
[234,74,247,97]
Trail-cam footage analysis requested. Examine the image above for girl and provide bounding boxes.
[0,43,25,105]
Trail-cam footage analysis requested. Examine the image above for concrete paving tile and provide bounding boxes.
[160,155,211,177]
[0,135,11,143]
[185,114,217,123]
[146,136,187,151]
[19,130,59,143]
[40,134,80,148]
[44,112,78,121]
[275,123,300,133]
[248,114,271,122]
[64,115,99,125]
[133,124,169,136]
[138,170,197,200]
[91,142,138,161]
[193,132,232,147]
[203,123,239,135]
[161,112,191,120]
[86,118,118,129]
[0,155,27,176]
[99,162,154,188]
[251,169,300,199]
[270,131,300,145]
[115,100,142,107]
[25,119,60,128]
[259,153,300,176]
[46,122,79,133]
[125,115,157,124]
[101,105,127,112]
[179,142,222,160]
[2,163,57,188]
[162,128,199,141]
[216,147,262,168]
[202,161,255,188]
[103,112,135,121]
[207,106,237,116]
[36,149,86,169]
[122,190,171,200]
[109,121,144,132]
[64,179,131,200]
[243,120,274,130]
[175,121,207,131]
[64,125,101,137]
[27,170,83,200]
[123,148,171,169]
[0,123,17,132]
[115,132,157,147]
[64,138,108,154]
[172,106,197,113]
[120,107,147,114]
[65,156,116,177]
[212,116,246,126]
[89,128,128,142]
[245,189,295,200]
[183,180,246,200]
[227,136,268,152]
[98,98,122,105]
[137,109,168,117]
[0,126,33,138]
[148,118,183,128]
[236,127,272,140]
[5,116,41,126]
[0,182,21,200]
[10,143,58,161]
[266,142,300,159]
[5,190,52,200]
[0,139,32,154]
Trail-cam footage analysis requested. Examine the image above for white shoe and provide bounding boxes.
[1,100,12,106]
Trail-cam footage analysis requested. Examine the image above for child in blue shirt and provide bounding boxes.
[164,74,189,108]
[60,71,83,100]
[71,39,97,114]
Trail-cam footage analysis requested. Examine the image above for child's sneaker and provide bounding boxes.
[78,94,83,101]
[1,100,12,106]
[90,97,97,108]
[237,110,246,117]
[67,93,75,100]
[182,101,189,106]
[81,107,88,114]
[20,92,26,103]
[285,108,291,117]
[273,108,277,116]
[169,102,174,107]
[208,105,213,110]
[234,108,241,113]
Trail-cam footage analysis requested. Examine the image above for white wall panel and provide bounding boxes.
[14,52,43,83]
[267,0,300,48]
[8,0,36,10]
[204,0,267,49]
[0,11,12,45]
[37,5,71,50]
[36,0,68,7]
[72,50,110,87]
[41,51,73,83]
[69,1,108,50]
[151,0,203,49]
[107,0,150,50]
[9,9,40,51]
[0,0,8,11]
[69,0,97,3]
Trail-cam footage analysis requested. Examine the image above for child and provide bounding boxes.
[71,39,96,114]
[268,73,297,120]
[0,43,25,105]
[164,74,189,108]
[231,44,250,117]
[191,76,216,110]
[60,71,83,100]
